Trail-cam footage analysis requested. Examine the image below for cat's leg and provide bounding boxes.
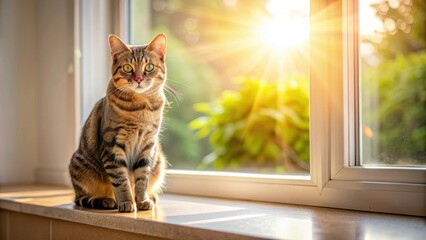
[69,152,117,209]
[102,150,134,212]
[133,158,155,210]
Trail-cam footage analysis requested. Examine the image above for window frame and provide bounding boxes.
[113,0,426,216]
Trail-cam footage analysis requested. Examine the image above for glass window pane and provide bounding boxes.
[131,0,310,174]
[360,0,425,167]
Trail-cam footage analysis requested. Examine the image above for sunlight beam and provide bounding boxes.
[256,15,309,52]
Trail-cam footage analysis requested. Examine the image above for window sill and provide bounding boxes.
[0,184,425,240]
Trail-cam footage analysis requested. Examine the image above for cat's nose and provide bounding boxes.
[134,77,143,83]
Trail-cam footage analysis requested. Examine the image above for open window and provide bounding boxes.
[78,0,425,216]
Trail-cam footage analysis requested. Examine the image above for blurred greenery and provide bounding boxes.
[189,77,309,173]
[362,0,426,165]
[362,52,426,164]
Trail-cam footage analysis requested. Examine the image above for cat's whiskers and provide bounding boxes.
[166,78,190,88]
[164,84,182,106]
[165,78,184,101]
[114,84,131,100]
[110,85,126,95]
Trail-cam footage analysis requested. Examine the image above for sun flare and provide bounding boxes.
[254,0,310,53]
[163,0,311,79]
[256,15,309,52]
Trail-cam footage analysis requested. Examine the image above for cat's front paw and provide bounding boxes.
[101,198,117,209]
[118,201,134,212]
[137,198,154,210]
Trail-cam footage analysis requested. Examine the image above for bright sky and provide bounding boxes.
[265,0,383,37]
[359,0,384,37]
[257,0,310,51]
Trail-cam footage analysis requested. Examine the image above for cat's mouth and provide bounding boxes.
[129,79,152,93]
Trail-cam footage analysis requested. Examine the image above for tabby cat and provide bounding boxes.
[69,34,167,212]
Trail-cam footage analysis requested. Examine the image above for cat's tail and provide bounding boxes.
[75,196,117,209]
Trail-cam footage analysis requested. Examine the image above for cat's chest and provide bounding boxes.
[139,109,161,124]
[121,123,159,160]
[105,97,164,161]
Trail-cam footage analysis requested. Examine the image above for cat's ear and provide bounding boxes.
[108,34,131,58]
[148,34,166,60]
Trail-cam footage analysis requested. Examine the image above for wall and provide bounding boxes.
[0,0,121,185]
[0,0,75,184]
[35,0,76,185]
[81,0,113,122]
[0,0,39,183]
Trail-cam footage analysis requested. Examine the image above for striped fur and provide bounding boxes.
[69,34,167,212]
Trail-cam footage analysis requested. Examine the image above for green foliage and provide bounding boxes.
[362,52,426,163]
[189,77,310,172]
[362,1,425,165]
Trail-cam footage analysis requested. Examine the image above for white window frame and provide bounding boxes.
[78,0,425,216]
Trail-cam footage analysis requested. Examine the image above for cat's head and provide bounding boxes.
[108,34,166,94]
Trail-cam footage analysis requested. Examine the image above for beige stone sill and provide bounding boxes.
[0,184,425,240]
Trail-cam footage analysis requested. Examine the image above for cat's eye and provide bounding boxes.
[122,64,133,73]
[145,63,154,72]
